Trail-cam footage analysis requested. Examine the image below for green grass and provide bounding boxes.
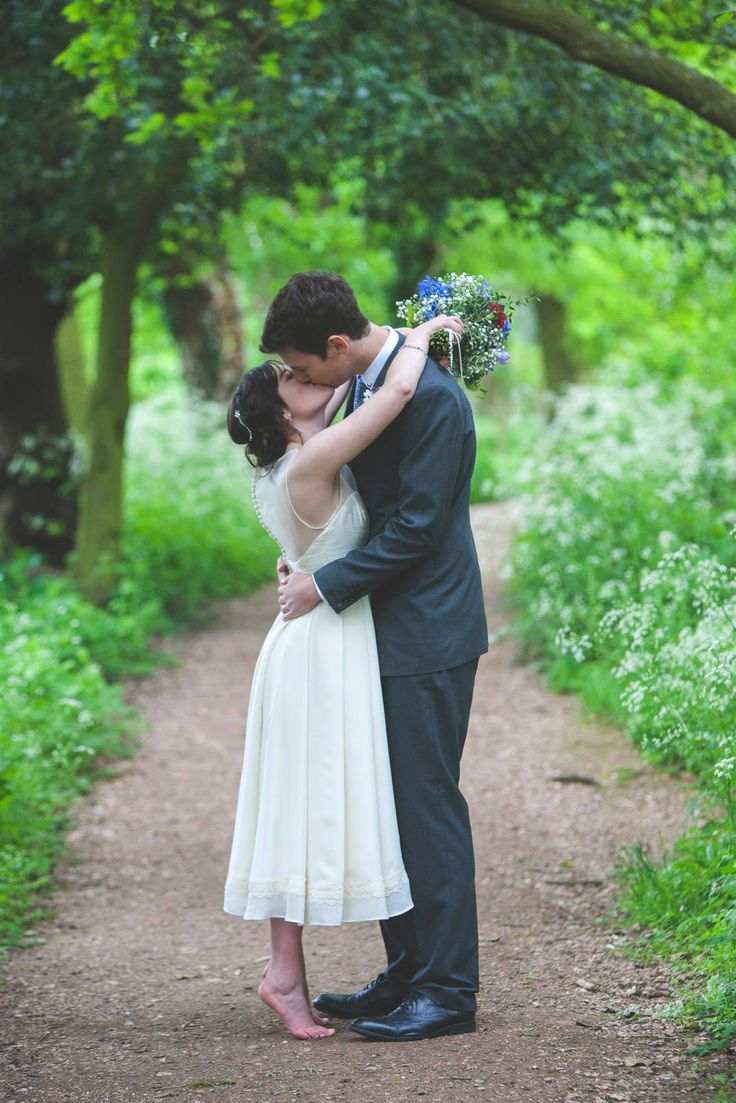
[0,556,140,948]
[614,811,736,1053]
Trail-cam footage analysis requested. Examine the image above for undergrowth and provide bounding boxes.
[508,372,736,1049]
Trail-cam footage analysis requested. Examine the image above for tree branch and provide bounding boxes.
[451,0,736,140]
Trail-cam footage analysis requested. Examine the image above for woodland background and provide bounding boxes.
[1,0,735,1053]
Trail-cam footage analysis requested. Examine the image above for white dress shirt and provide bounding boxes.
[358,326,399,392]
[312,327,399,602]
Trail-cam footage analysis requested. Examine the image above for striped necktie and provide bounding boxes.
[353,375,367,410]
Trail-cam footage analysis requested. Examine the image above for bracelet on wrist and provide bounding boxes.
[401,343,428,354]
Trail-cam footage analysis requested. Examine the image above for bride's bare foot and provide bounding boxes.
[258,973,334,1040]
[263,957,330,1026]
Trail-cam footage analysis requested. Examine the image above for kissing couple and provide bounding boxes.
[223,270,488,1041]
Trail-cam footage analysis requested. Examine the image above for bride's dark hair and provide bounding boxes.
[227,362,292,469]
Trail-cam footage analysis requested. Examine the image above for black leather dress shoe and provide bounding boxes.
[349,992,476,1041]
[313,975,409,1019]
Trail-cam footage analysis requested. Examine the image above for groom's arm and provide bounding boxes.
[312,385,467,612]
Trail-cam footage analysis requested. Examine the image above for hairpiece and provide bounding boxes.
[233,406,253,443]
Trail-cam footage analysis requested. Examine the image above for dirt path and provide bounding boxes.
[1,503,732,1103]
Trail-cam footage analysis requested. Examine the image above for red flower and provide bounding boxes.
[488,301,507,328]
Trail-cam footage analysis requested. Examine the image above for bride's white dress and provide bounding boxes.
[223,450,413,926]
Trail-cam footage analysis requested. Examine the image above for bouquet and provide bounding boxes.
[396,273,522,392]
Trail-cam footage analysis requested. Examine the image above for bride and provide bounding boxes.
[223,311,463,1039]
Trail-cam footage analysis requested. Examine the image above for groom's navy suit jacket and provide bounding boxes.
[313,335,488,678]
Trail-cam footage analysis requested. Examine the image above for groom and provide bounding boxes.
[260,271,488,1041]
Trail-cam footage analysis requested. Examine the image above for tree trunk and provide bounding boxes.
[72,232,139,600]
[536,293,577,395]
[162,264,245,398]
[0,257,77,563]
[56,307,88,433]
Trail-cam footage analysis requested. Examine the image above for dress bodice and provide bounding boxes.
[252,450,369,574]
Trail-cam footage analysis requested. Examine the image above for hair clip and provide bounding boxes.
[233,407,253,443]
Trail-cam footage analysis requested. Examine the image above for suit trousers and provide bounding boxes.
[378,658,479,1012]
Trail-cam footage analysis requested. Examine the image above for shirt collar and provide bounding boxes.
[360,327,399,389]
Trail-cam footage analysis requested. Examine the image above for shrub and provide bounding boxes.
[508,375,736,1047]
[0,560,137,947]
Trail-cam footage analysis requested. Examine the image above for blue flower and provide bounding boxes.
[418,275,453,309]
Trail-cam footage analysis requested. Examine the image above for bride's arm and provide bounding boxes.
[397,325,451,367]
[323,380,352,425]
[290,314,463,481]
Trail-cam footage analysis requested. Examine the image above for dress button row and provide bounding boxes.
[251,474,287,561]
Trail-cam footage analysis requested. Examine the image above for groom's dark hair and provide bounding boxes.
[260,271,369,358]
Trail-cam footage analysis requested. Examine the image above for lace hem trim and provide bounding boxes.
[225,868,410,905]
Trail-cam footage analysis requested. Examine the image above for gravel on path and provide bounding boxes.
[1,503,732,1103]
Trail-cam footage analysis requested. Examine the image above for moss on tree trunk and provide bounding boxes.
[56,307,89,434]
[73,232,139,600]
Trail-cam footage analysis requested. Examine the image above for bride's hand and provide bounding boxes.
[413,313,464,339]
[412,314,463,373]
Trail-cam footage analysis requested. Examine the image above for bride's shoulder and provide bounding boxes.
[261,449,298,477]
[253,451,297,499]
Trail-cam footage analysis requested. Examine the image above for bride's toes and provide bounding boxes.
[287,1022,335,1040]
[306,1025,335,1039]
[294,1017,334,1039]
[311,1009,330,1025]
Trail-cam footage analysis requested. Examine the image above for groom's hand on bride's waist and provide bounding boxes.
[278,571,321,620]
